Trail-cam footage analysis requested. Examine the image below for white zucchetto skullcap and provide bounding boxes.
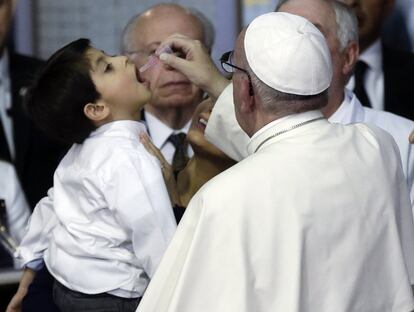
[244,12,332,95]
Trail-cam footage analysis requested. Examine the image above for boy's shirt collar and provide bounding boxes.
[89,120,147,140]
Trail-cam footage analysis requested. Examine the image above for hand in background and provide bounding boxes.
[6,268,36,312]
[410,131,414,144]
[139,133,181,207]
[159,34,230,102]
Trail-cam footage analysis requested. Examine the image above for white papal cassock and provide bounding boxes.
[137,110,414,312]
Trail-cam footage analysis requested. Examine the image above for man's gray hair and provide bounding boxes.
[331,1,358,51]
[276,0,358,51]
[121,5,215,54]
[188,8,215,51]
[246,63,328,114]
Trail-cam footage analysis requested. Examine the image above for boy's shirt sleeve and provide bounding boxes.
[104,148,177,278]
[17,188,58,267]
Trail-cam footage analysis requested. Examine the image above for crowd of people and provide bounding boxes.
[1,0,414,311]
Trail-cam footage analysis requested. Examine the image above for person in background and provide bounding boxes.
[140,98,235,214]
[0,0,67,209]
[121,3,215,173]
[1,1,66,310]
[342,0,414,120]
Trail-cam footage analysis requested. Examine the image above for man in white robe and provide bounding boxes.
[137,12,414,312]
[205,0,414,210]
[161,0,414,219]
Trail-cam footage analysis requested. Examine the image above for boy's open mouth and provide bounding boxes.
[135,66,143,83]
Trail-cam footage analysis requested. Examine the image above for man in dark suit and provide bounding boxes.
[121,4,214,173]
[0,0,67,209]
[2,2,64,310]
[343,0,414,120]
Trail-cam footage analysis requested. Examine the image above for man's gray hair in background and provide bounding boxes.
[276,0,358,51]
[121,4,215,53]
[331,1,358,50]
[188,7,215,51]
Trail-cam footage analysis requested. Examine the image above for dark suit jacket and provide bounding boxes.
[383,45,414,120]
[6,53,68,209]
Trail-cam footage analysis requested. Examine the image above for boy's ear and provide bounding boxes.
[83,102,110,122]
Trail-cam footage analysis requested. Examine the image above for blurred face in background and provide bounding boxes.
[0,0,12,55]
[339,0,394,51]
[278,0,356,104]
[187,98,232,161]
[127,5,204,112]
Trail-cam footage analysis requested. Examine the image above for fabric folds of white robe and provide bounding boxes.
[206,85,414,220]
[138,111,414,312]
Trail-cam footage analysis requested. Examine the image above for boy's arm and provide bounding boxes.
[105,154,177,278]
[18,188,58,266]
[6,268,37,312]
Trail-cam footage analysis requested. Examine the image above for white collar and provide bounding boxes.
[250,115,291,141]
[89,120,147,140]
[359,39,382,71]
[247,110,325,155]
[328,88,365,125]
[144,111,191,148]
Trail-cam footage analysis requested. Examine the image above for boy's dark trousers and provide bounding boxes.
[52,279,141,312]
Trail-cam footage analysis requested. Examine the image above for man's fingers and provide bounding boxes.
[409,131,414,144]
[162,34,197,55]
[159,53,192,74]
[139,133,169,165]
[139,133,173,179]
[139,133,157,155]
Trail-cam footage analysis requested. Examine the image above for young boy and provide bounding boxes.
[9,38,177,312]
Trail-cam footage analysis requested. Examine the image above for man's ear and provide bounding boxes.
[239,78,255,114]
[83,102,110,122]
[342,41,359,77]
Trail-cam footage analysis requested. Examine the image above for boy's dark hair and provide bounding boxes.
[26,38,100,144]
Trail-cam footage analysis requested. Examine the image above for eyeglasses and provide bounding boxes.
[220,51,254,95]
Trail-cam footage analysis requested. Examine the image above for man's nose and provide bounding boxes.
[162,61,175,71]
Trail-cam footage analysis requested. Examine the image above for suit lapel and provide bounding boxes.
[382,45,414,120]
[0,118,11,162]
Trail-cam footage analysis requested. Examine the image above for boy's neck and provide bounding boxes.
[93,112,141,128]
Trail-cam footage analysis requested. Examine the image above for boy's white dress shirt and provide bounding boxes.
[18,120,176,298]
